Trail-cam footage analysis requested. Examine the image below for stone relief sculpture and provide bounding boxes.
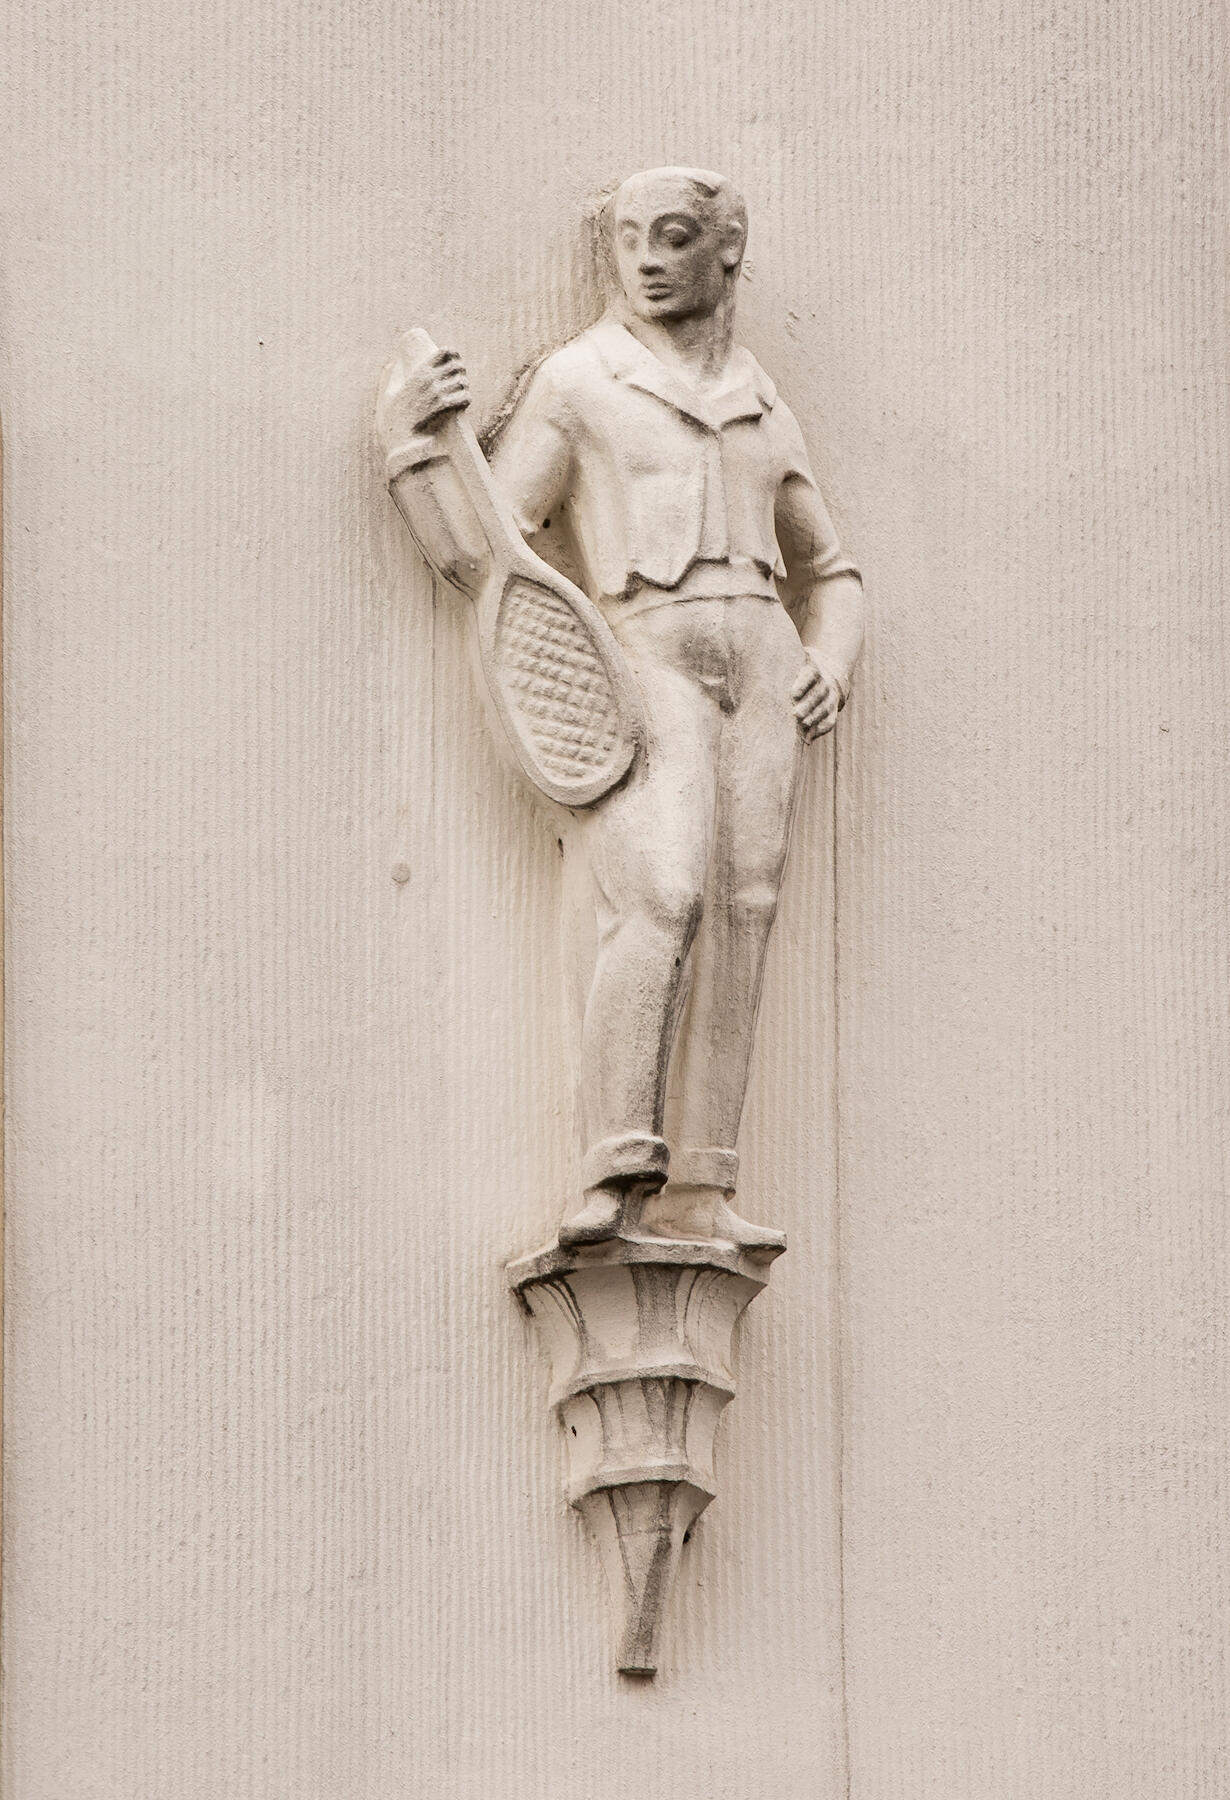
[377,167,863,1673]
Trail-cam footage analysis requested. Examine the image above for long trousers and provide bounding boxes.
[573,594,806,1191]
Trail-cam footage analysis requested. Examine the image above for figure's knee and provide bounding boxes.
[647,877,704,950]
[611,877,704,952]
[731,878,782,930]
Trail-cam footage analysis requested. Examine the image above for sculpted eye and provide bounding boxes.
[663,226,690,247]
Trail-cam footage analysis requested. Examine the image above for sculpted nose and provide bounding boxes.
[638,248,663,272]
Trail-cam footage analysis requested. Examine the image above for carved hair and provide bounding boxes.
[620,167,747,236]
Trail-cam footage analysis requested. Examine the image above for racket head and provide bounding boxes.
[482,564,643,807]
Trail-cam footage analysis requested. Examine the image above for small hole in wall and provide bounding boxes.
[543,517,551,528]
[683,1530,692,1544]
[570,1426,577,1437]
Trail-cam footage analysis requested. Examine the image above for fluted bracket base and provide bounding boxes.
[507,1231,783,1673]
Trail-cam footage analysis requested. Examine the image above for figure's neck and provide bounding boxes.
[615,291,737,389]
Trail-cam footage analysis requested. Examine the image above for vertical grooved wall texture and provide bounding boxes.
[833,4,1229,1796]
[0,1,1225,1797]
[1,2,848,1795]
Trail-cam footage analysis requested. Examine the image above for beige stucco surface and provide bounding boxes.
[1,0,1226,1795]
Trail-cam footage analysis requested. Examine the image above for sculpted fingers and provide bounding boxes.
[391,353,469,432]
[797,684,839,740]
[424,351,470,414]
[791,664,824,703]
[792,662,830,717]
[431,349,466,386]
[791,655,846,741]
[803,702,839,741]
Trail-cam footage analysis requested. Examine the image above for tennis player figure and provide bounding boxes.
[380,167,864,1251]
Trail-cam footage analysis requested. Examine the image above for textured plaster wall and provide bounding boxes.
[0,1,1225,1797]
[835,6,1230,1793]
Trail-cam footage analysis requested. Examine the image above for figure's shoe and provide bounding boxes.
[710,1198,787,1257]
[561,1132,672,1248]
[558,1183,626,1247]
[638,1149,781,1254]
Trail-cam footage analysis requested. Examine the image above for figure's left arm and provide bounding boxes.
[773,414,865,741]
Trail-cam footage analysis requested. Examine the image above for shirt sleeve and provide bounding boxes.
[772,400,861,589]
[486,357,576,540]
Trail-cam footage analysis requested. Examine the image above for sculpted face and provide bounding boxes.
[612,170,745,323]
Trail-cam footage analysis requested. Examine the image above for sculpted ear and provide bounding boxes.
[720,216,747,271]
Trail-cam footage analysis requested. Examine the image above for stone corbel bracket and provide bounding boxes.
[507,1235,782,1674]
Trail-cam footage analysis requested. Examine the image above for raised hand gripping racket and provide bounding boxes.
[382,328,643,809]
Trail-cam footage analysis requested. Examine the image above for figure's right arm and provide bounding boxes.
[485,360,575,543]
[377,341,574,594]
[376,338,494,594]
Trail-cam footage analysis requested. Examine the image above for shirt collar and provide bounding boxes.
[589,315,775,430]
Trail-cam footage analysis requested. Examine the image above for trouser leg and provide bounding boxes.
[666,599,806,1175]
[572,643,719,1191]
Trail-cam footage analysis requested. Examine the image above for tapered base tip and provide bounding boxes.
[579,1479,711,1675]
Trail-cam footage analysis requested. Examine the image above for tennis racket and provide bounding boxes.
[383,328,643,808]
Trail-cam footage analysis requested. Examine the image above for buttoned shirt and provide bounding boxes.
[486,315,860,613]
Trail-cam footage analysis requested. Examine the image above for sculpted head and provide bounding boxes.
[607,167,747,324]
